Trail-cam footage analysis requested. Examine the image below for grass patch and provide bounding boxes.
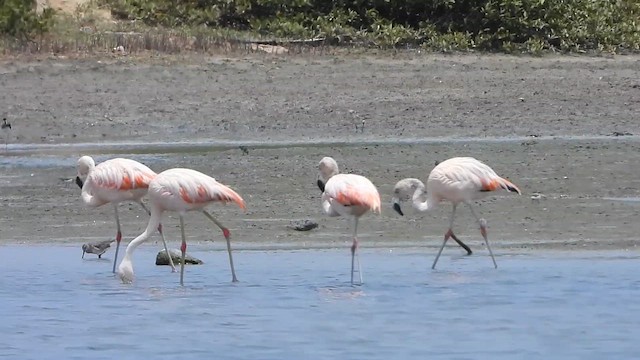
[1,0,639,56]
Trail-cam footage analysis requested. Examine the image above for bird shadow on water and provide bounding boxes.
[81,258,112,263]
[314,283,367,302]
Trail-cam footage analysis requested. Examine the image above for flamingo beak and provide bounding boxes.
[82,249,85,259]
[392,201,404,216]
[317,179,325,193]
[75,176,84,189]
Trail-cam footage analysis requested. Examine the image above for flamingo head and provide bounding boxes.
[117,256,135,284]
[392,178,425,216]
[81,244,89,258]
[76,156,95,189]
[318,157,339,183]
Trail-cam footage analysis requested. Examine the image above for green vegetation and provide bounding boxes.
[1,0,640,54]
[0,0,55,41]
[98,0,640,53]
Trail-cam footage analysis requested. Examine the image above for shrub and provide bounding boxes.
[99,0,640,52]
[0,0,56,41]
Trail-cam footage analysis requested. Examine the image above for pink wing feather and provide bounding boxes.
[157,168,246,209]
[431,157,521,194]
[90,158,156,191]
[324,174,381,213]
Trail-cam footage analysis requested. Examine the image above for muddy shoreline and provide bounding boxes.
[1,53,639,252]
[1,53,638,145]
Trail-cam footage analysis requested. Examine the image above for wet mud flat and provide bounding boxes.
[0,54,638,146]
[1,136,639,252]
[1,53,639,251]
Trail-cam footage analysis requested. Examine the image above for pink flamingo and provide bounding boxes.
[117,168,246,285]
[317,157,381,285]
[76,156,176,273]
[391,157,521,269]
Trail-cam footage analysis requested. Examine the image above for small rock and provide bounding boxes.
[287,219,319,231]
[610,131,632,137]
[156,249,203,266]
[530,193,547,202]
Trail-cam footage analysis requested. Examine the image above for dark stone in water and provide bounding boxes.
[287,219,319,231]
[156,249,204,265]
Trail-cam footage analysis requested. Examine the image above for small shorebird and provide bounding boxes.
[82,239,115,259]
[2,117,11,150]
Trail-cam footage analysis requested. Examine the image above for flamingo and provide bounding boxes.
[117,168,246,285]
[317,157,381,285]
[76,156,176,273]
[391,157,521,269]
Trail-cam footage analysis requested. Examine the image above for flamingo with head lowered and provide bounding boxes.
[392,157,521,269]
[76,156,176,273]
[317,157,381,285]
[117,168,246,286]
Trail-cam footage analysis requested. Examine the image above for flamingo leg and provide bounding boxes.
[350,217,363,285]
[179,215,187,286]
[112,205,122,273]
[467,204,497,268]
[432,204,458,269]
[202,210,238,283]
[139,202,176,273]
[450,233,473,255]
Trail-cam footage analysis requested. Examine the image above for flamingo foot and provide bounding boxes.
[445,229,472,255]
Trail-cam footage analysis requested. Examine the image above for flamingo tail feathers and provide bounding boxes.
[481,177,521,195]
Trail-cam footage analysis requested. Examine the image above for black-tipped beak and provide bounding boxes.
[393,202,404,216]
[76,176,84,189]
[317,179,325,193]
[82,249,85,259]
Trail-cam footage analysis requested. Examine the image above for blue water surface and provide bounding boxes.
[1,245,639,360]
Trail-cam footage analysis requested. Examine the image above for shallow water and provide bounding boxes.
[2,245,639,359]
[4,134,640,157]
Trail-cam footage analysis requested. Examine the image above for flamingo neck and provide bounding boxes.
[80,181,105,207]
[122,207,163,262]
[322,196,333,214]
[412,185,435,212]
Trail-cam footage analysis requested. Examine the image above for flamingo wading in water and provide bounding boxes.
[317,157,381,285]
[76,156,176,273]
[391,157,521,269]
[117,168,246,286]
